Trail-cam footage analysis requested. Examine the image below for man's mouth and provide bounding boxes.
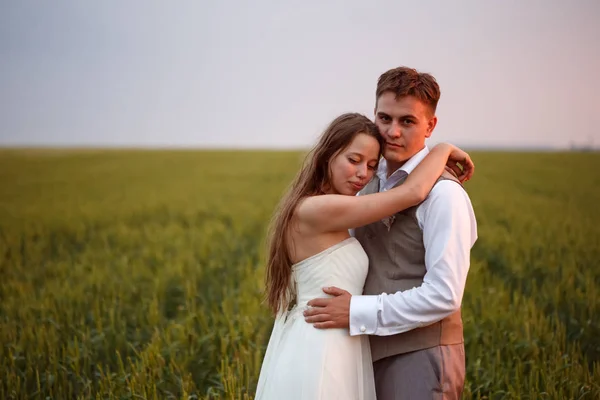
[386,142,403,149]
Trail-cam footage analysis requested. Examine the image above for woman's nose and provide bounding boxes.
[356,165,367,178]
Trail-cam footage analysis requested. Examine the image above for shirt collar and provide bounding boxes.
[376,145,430,183]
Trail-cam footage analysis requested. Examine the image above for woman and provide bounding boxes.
[255,113,473,399]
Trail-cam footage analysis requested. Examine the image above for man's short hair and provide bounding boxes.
[376,66,441,115]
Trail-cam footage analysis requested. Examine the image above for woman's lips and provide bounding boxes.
[350,182,365,191]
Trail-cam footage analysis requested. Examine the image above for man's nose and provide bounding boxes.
[387,122,402,139]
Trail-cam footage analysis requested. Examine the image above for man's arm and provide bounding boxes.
[348,180,478,336]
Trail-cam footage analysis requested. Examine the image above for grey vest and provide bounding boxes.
[355,171,464,362]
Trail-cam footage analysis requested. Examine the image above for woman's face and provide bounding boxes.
[327,133,380,196]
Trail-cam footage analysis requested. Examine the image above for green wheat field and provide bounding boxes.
[1,149,599,399]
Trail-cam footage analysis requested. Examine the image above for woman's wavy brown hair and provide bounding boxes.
[264,113,383,315]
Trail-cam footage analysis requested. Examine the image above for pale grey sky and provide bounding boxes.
[1,0,599,149]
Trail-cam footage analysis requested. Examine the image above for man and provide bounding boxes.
[303,66,478,399]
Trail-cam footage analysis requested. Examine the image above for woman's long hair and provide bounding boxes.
[264,113,383,315]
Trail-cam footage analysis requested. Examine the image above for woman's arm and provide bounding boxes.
[296,143,474,233]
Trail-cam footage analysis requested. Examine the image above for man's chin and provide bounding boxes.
[383,148,409,164]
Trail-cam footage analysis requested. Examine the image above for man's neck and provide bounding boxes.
[386,160,406,178]
[384,147,428,178]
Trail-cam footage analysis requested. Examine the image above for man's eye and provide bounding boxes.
[403,119,414,125]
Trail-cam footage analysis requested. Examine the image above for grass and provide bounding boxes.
[0,148,598,399]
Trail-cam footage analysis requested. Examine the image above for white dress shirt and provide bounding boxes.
[349,146,478,336]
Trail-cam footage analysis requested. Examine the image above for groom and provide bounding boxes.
[304,66,478,399]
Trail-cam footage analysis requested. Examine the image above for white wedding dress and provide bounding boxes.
[255,237,376,400]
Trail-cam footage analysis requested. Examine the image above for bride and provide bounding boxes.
[255,113,473,399]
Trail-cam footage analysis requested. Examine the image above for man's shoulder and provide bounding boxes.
[422,173,474,213]
[435,169,463,186]
[415,176,477,233]
[428,180,471,204]
[429,170,468,197]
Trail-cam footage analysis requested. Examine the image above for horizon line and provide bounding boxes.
[1,144,598,153]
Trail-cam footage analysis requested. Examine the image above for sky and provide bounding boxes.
[1,0,599,149]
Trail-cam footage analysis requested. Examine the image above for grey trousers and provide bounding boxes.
[372,343,466,400]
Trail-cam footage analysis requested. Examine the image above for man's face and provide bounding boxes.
[374,92,437,168]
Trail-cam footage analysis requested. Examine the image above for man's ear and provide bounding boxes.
[425,115,438,138]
